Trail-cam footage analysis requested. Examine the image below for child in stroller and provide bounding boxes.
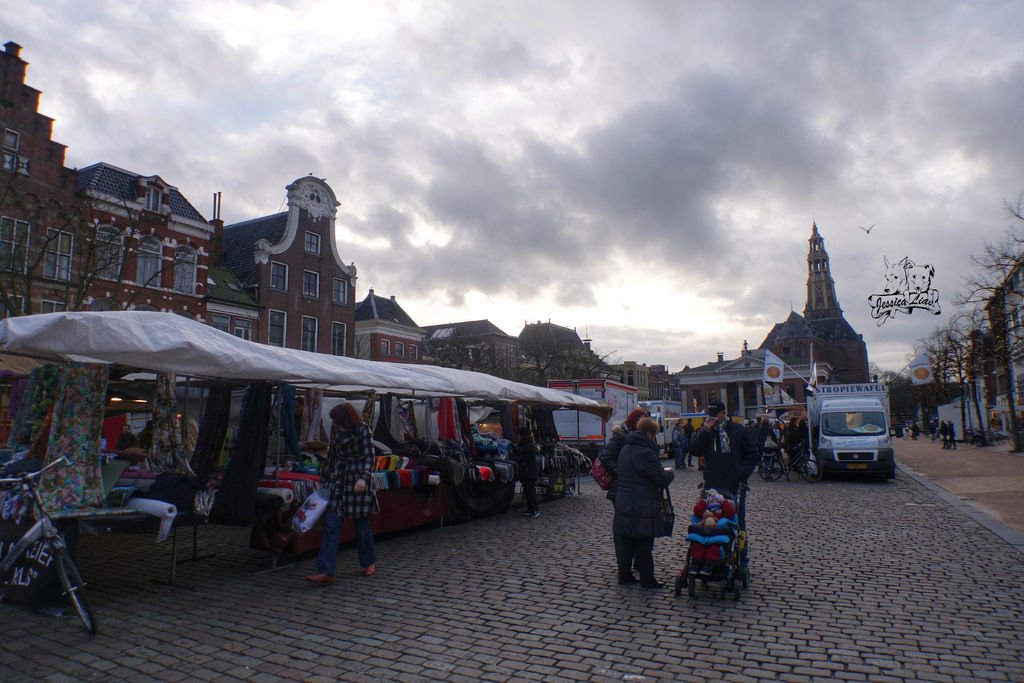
[686,488,736,576]
[675,485,748,599]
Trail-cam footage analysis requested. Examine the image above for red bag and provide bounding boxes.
[589,456,614,490]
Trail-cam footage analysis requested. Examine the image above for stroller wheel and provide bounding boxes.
[686,575,696,597]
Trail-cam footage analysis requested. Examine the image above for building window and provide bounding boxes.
[2,129,18,150]
[302,270,319,298]
[136,236,162,286]
[408,345,418,360]
[301,316,317,352]
[270,261,288,291]
[332,277,348,305]
[268,310,286,346]
[43,229,73,281]
[211,314,231,333]
[304,231,321,255]
[234,319,252,341]
[395,342,404,358]
[0,216,30,273]
[331,322,346,356]
[380,339,390,356]
[96,225,123,280]
[39,300,65,314]
[173,246,197,294]
[145,186,162,212]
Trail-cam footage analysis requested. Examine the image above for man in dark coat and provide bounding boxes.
[688,401,759,495]
[514,429,541,518]
[613,417,674,588]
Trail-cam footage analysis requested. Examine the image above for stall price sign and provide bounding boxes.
[0,519,60,604]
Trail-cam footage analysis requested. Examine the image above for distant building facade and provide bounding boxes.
[612,361,651,401]
[354,289,424,363]
[221,176,356,355]
[422,319,519,377]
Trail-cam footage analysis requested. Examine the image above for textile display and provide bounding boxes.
[7,364,60,450]
[38,362,109,512]
[373,395,399,448]
[148,372,195,476]
[302,388,323,442]
[437,398,458,441]
[212,383,272,524]
[189,383,232,480]
[129,496,178,542]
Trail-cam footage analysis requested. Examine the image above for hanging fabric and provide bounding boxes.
[302,388,323,442]
[438,397,457,441]
[280,384,301,457]
[189,383,232,480]
[213,382,272,523]
[7,364,60,451]
[38,362,109,512]
[147,372,195,476]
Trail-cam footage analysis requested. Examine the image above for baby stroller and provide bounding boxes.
[673,482,749,600]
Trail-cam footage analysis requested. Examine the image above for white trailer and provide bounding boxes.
[548,379,638,455]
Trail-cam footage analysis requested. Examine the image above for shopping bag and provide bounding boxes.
[290,488,328,535]
[654,487,675,538]
[589,455,614,490]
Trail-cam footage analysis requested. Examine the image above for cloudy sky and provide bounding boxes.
[5,1,1023,373]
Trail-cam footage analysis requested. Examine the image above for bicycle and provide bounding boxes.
[0,456,97,634]
[761,445,823,483]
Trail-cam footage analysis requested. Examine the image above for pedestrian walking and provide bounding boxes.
[514,428,541,518]
[671,419,689,469]
[599,407,648,581]
[613,416,674,588]
[939,420,949,449]
[308,402,377,585]
[682,419,696,467]
[948,421,957,450]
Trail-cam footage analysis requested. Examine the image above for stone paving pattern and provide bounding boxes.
[2,445,1023,682]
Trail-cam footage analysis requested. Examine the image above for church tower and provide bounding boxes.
[804,222,843,321]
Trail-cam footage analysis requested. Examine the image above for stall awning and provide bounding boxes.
[0,311,608,417]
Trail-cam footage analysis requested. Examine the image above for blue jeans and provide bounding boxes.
[315,510,376,574]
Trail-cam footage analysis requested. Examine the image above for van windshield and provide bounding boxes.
[821,411,887,436]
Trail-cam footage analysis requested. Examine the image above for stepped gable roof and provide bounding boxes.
[205,265,259,308]
[423,319,513,340]
[355,289,420,328]
[221,212,288,284]
[77,162,206,223]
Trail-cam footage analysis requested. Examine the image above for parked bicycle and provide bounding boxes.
[760,445,823,483]
[0,456,97,634]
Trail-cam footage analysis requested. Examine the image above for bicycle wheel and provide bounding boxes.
[798,453,824,483]
[765,456,784,482]
[758,455,772,481]
[55,543,97,635]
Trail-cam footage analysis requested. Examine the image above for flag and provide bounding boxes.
[806,346,818,393]
[763,350,785,383]
[909,353,933,385]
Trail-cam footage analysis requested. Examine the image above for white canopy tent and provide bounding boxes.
[0,311,608,417]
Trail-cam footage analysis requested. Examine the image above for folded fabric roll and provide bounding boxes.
[129,496,178,543]
[427,473,441,486]
[257,487,295,507]
[372,471,390,490]
[387,470,400,488]
[478,466,493,481]
[398,469,413,488]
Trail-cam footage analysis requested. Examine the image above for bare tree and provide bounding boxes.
[958,196,1024,450]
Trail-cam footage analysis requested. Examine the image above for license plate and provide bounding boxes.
[847,463,868,470]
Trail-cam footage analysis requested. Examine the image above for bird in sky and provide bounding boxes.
[858,223,876,234]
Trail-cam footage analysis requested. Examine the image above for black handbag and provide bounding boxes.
[655,487,675,538]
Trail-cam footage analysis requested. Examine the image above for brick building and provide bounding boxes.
[221,176,356,355]
[422,319,519,378]
[354,289,424,363]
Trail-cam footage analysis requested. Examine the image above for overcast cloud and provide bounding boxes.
[5,0,1023,373]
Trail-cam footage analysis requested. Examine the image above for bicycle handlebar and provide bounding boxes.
[0,455,72,486]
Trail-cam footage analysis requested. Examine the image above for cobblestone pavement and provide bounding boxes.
[2,464,1023,682]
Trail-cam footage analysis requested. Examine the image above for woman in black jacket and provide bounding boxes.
[613,417,674,588]
[514,429,540,518]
